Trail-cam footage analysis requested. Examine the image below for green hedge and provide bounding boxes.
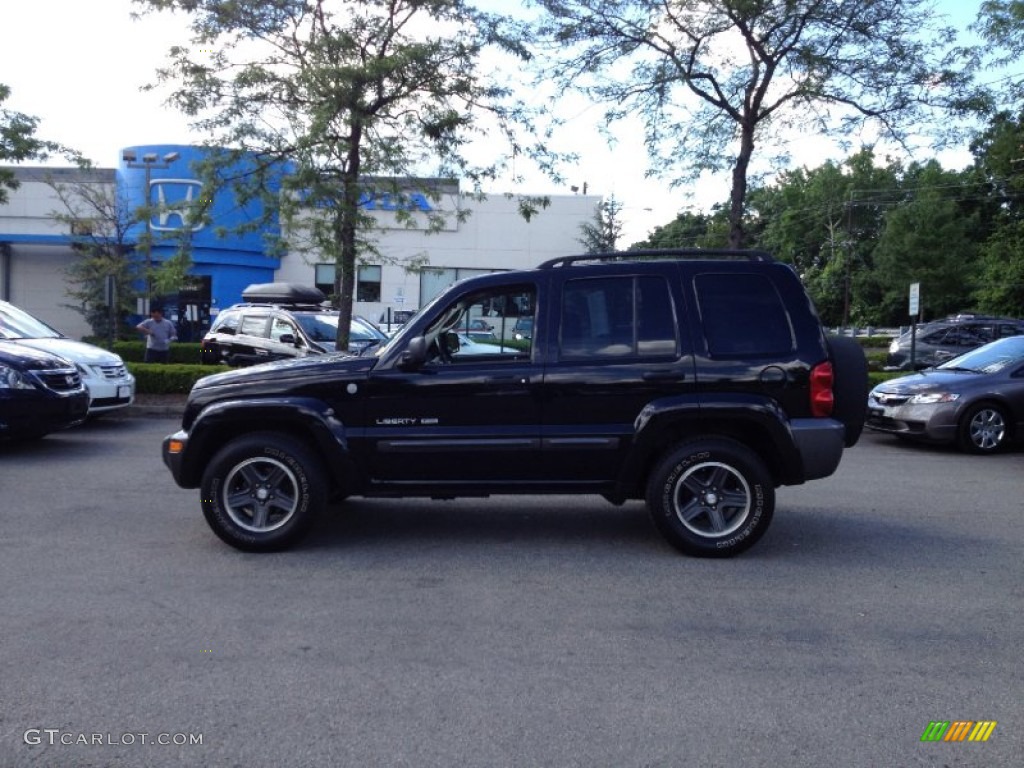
[128,363,230,394]
[114,341,204,364]
[868,371,908,386]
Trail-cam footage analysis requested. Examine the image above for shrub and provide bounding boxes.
[128,363,230,394]
[114,341,204,364]
[868,371,906,386]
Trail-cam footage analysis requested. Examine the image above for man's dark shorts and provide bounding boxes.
[144,349,170,364]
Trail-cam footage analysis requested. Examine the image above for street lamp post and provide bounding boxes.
[122,150,180,311]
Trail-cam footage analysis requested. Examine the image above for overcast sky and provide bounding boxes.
[1,0,984,244]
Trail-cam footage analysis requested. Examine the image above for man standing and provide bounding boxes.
[136,307,178,363]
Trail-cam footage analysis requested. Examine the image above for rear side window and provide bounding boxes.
[210,310,240,335]
[560,275,678,359]
[695,273,793,356]
[239,315,270,338]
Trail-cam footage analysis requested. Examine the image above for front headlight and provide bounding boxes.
[908,392,960,405]
[0,364,36,391]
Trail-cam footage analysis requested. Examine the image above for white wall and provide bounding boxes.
[276,192,601,318]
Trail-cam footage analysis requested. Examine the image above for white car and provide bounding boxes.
[0,301,135,414]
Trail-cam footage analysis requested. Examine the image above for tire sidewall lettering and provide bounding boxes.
[659,450,710,519]
[262,446,311,515]
[715,483,763,549]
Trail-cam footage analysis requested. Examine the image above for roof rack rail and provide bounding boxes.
[537,248,774,269]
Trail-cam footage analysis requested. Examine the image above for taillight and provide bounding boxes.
[810,361,834,417]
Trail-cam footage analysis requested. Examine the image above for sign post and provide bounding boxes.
[908,282,921,369]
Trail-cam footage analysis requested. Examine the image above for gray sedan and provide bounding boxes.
[866,336,1024,453]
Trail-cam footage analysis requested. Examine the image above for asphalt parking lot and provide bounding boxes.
[0,416,1020,768]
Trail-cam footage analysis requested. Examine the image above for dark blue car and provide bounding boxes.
[0,341,90,441]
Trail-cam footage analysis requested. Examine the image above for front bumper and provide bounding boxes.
[865,401,959,443]
[82,370,136,413]
[162,430,191,487]
[0,389,89,438]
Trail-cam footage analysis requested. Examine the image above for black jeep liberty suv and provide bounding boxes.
[163,250,868,557]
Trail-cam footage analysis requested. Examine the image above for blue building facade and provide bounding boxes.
[118,144,283,334]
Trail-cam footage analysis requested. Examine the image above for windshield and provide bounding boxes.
[937,336,1024,374]
[295,313,341,343]
[0,303,64,340]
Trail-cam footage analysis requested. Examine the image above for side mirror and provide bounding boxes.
[398,336,427,370]
[278,333,298,347]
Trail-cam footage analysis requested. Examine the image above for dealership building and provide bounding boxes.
[0,144,600,340]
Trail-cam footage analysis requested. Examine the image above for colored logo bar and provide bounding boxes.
[921,721,997,742]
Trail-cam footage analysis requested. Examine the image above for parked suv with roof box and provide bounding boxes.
[164,250,868,557]
[200,283,388,366]
[0,301,135,415]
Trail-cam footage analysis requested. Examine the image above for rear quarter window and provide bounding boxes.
[694,272,794,357]
[239,315,270,338]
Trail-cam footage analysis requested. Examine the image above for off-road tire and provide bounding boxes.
[200,432,326,551]
[646,438,775,558]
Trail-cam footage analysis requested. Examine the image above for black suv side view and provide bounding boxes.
[164,250,867,557]
[200,283,388,366]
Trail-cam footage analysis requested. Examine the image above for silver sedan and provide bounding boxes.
[866,336,1024,453]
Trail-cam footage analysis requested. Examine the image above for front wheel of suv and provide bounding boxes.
[200,432,326,551]
[646,439,775,557]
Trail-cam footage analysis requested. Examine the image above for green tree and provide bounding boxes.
[974,220,1024,314]
[971,1,1024,105]
[46,176,142,342]
[134,0,547,349]
[527,0,973,248]
[748,149,902,326]
[871,162,980,324]
[577,195,623,252]
[630,209,728,250]
[1,84,76,205]
[965,110,1024,313]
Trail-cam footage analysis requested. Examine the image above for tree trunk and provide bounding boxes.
[333,125,363,351]
[728,123,756,249]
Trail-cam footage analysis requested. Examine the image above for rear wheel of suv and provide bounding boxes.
[646,438,775,557]
[200,432,326,551]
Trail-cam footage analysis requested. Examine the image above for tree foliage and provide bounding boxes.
[46,177,142,340]
[629,209,728,250]
[528,0,974,248]
[577,195,623,252]
[133,0,546,347]
[1,84,78,205]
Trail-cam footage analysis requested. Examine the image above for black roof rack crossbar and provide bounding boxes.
[537,248,774,269]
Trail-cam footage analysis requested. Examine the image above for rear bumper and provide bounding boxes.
[790,418,846,481]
